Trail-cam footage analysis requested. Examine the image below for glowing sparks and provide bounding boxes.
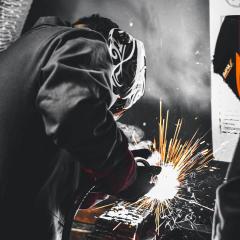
[132,102,213,234]
[146,163,179,202]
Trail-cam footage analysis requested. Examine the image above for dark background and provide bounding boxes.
[24,0,211,144]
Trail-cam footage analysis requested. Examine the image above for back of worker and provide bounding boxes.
[0,17,125,240]
[0,15,160,240]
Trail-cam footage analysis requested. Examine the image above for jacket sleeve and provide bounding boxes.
[212,139,240,240]
[212,178,240,240]
[36,32,136,194]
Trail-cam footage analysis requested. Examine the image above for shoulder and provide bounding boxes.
[26,25,111,65]
[53,27,107,49]
[52,27,112,69]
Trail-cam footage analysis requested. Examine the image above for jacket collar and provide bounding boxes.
[33,16,71,28]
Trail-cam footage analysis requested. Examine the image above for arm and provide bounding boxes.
[36,31,136,194]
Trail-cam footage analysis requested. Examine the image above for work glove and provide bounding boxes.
[131,148,152,159]
[116,159,161,202]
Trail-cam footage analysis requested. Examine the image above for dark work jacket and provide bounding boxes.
[0,17,136,240]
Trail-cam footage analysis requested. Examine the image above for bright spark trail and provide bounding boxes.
[146,163,179,202]
[131,102,213,234]
[175,196,214,212]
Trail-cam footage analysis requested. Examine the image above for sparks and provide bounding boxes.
[146,163,179,202]
[132,102,213,234]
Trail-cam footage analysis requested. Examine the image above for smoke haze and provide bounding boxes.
[24,0,211,141]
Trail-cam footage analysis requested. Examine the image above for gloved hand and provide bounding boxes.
[116,160,161,202]
[131,148,152,159]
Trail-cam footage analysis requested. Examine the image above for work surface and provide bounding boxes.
[71,160,228,240]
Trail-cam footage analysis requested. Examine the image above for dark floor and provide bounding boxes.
[144,160,229,240]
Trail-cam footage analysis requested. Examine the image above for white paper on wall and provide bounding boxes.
[210,0,240,162]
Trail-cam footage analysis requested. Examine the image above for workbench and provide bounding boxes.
[70,161,228,240]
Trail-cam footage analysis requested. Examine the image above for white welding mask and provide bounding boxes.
[107,28,146,119]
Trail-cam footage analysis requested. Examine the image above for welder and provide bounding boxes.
[212,15,240,240]
[0,14,161,240]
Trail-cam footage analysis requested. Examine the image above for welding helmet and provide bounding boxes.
[107,28,146,119]
[213,15,240,99]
